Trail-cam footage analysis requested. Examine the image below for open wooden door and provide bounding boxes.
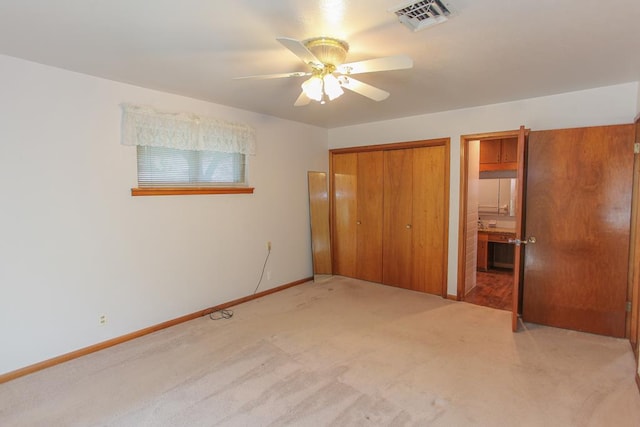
[511,125,528,331]
[521,125,635,337]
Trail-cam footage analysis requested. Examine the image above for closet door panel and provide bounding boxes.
[332,153,357,277]
[412,146,446,294]
[383,149,413,289]
[356,151,384,282]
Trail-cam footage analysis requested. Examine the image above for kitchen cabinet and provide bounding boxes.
[479,138,517,171]
[331,142,448,295]
[477,232,489,271]
[477,230,515,271]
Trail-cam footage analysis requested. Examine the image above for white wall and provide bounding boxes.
[329,81,639,296]
[0,55,328,375]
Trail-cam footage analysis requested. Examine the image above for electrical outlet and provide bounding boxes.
[99,314,107,326]
[267,241,272,251]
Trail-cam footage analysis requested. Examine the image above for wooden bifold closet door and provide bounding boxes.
[332,151,383,283]
[331,142,448,296]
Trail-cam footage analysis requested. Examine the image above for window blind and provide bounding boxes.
[137,146,246,187]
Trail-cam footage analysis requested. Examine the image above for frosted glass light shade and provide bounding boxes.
[323,74,344,101]
[301,76,323,101]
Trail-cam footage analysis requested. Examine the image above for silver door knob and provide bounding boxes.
[508,236,536,246]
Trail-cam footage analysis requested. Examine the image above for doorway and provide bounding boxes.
[458,124,635,337]
[457,130,522,312]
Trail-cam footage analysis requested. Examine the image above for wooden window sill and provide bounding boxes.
[131,187,255,196]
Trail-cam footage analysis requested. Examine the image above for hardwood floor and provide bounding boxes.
[465,269,513,311]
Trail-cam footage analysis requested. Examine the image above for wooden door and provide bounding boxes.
[522,125,635,337]
[383,149,413,289]
[332,153,357,277]
[412,145,447,294]
[630,117,640,353]
[356,151,384,282]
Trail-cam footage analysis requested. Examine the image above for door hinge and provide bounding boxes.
[626,301,632,312]
[634,143,640,154]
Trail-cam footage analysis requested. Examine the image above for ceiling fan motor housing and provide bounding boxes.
[304,37,349,68]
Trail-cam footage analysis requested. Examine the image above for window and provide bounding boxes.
[137,146,247,187]
[121,104,256,196]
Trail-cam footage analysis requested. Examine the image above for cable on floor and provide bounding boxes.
[209,309,233,320]
[209,245,271,321]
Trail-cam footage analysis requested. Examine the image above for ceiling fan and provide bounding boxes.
[235,37,413,106]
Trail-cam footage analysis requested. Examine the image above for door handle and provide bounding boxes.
[508,236,536,246]
[406,224,412,229]
[356,220,361,225]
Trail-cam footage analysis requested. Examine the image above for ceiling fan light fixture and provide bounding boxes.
[301,76,323,102]
[238,36,414,107]
[323,74,344,101]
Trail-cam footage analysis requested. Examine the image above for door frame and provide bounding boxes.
[629,115,640,378]
[456,129,527,305]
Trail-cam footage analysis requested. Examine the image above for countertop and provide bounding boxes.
[478,227,516,234]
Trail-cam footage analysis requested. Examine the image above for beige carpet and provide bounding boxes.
[1,276,639,426]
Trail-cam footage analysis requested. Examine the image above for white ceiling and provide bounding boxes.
[1,0,639,128]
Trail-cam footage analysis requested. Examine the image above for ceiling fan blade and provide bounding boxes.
[337,55,413,75]
[276,37,324,69]
[340,77,390,101]
[294,91,311,107]
[233,71,310,80]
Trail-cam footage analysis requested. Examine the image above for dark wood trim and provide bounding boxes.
[203,277,312,314]
[456,135,468,301]
[457,128,530,300]
[441,139,451,299]
[0,276,312,384]
[460,129,530,141]
[631,116,640,388]
[329,138,449,155]
[131,187,254,196]
[628,116,640,341]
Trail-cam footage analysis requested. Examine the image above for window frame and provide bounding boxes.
[131,186,254,196]
[132,146,254,197]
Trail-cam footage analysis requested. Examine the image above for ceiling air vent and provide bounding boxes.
[390,0,452,32]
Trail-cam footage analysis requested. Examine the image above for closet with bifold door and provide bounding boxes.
[330,138,449,296]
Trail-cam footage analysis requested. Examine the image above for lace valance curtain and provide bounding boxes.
[120,103,256,155]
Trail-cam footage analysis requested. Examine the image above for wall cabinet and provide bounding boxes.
[331,142,448,295]
[479,138,517,171]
